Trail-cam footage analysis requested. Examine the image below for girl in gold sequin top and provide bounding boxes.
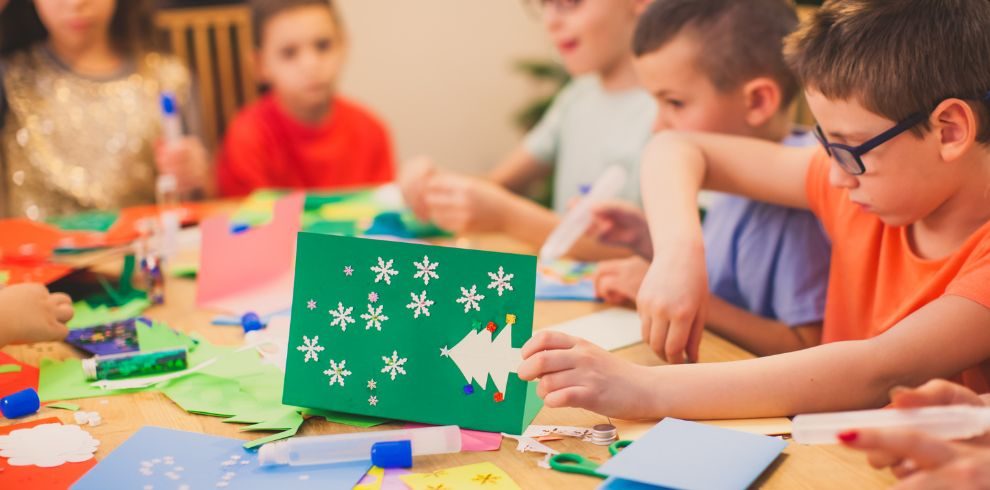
[0,0,210,220]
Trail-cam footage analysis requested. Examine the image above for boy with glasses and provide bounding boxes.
[518,0,990,421]
[399,0,654,259]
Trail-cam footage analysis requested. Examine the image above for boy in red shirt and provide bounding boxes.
[519,0,990,420]
[218,0,394,197]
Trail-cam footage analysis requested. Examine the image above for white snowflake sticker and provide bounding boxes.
[371,257,399,285]
[456,285,485,313]
[296,335,325,363]
[306,299,317,311]
[369,395,378,407]
[360,304,390,331]
[487,266,514,296]
[406,291,435,319]
[323,359,352,387]
[412,255,440,285]
[381,350,408,381]
[329,302,355,331]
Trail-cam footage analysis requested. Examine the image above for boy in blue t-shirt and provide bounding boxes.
[592,0,830,358]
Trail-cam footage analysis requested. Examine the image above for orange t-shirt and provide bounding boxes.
[217,94,395,197]
[805,150,990,392]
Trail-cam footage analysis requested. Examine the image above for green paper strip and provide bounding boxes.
[244,427,299,449]
[0,270,9,285]
[46,402,81,411]
[0,364,22,374]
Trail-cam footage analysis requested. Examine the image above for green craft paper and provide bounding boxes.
[302,407,390,428]
[38,358,140,401]
[67,297,152,329]
[136,321,197,352]
[0,364,22,374]
[283,233,542,434]
[0,270,9,285]
[47,210,119,232]
[46,402,80,411]
[170,264,199,278]
[243,427,299,449]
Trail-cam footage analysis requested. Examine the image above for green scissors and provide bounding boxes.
[548,440,633,479]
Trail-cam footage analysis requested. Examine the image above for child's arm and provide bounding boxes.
[422,173,629,261]
[706,297,822,356]
[487,145,552,194]
[637,132,817,364]
[519,294,990,420]
[0,284,73,347]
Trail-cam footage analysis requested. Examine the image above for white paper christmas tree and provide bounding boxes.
[447,319,522,395]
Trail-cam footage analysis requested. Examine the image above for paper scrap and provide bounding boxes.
[546,307,641,352]
[401,462,521,490]
[0,418,97,490]
[0,423,98,467]
[404,423,502,452]
[0,364,23,374]
[45,402,80,411]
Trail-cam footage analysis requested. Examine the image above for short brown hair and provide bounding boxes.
[250,0,342,48]
[633,0,800,107]
[785,0,990,143]
[0,0,157,58]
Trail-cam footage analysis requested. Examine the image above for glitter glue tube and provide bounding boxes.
[258,425,462,467]
[81,348,189,381]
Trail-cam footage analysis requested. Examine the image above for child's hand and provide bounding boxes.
[636,241,708,364]
[594,256,650,305]
[155,137,210,196]
[841,428,988,484]
[422,174,510,234]
[588,202,653,258]
[0,284,73,345]
[399,156,438,221]
[518,331,662,419]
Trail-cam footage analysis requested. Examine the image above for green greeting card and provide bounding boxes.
[283,233,542,434]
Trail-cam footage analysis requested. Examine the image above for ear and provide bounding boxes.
[740,77,782,128]
[931,98,977,163]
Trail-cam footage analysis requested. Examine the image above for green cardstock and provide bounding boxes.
[0,364,22,374]
[283,233,543,435]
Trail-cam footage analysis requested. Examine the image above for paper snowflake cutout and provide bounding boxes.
[487,266,514,296]
[329,302,355,331]
[344,266,354,276]
[413,255,440,285]
[367,379,377,390]
[381,350,408,380]
[369,292,379,303]
[406,291,435,319]
[360,304,390,331]
[0,423,99,467]
[306,299,317,310]
[369,395,378,407]
[323,359,352,387]
[296,335,325,363]
[456,285,485,313]
[371,257,399,285]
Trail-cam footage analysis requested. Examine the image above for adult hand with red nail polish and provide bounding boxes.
[839,380,990,488]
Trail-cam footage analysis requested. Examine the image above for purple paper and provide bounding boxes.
[65,318,144,356]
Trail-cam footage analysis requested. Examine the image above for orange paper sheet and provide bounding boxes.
[0,418,97,490]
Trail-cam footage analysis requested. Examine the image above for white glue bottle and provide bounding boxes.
[258,425,462,467]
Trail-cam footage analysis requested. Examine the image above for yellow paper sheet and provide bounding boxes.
[614,417,792,441]
[353,466,385,490]
[400,462,521,490]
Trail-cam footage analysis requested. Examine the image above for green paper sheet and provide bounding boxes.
[47,210,119,232]
[38,358,140,401]
[136,321,197,352]
[0,270,9,285]
[67,297,152,329]
[46,402,80,411]
[283,233,543,434]
[0,363,22,374]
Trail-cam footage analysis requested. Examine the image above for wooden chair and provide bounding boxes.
[155,5,259,149]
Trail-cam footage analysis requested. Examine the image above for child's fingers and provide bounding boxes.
[842,429,958,472]
[687,314,704,363]
[518,350,577,381]
[536,368,583,398]
[543,386,594,410]
[54,302,74,323]
[521,331,579,358]
[648,317,670,361]
[665,314,695,365]
[49,292,72,306]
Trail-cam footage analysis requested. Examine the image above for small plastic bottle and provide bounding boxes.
[258,425,462,467]
[793,405,990,444]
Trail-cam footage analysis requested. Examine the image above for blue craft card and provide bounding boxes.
[72,426,372,490]
[596,418,787,490]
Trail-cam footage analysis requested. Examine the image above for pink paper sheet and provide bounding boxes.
[404,423,503,452]
[196,193,304,316]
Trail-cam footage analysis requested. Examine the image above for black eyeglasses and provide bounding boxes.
[814,90,990,176]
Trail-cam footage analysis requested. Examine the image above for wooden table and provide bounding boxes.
[2,232,895,489]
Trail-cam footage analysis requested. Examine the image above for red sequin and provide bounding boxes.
[494,392,504,403]
[486,322,497,333]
